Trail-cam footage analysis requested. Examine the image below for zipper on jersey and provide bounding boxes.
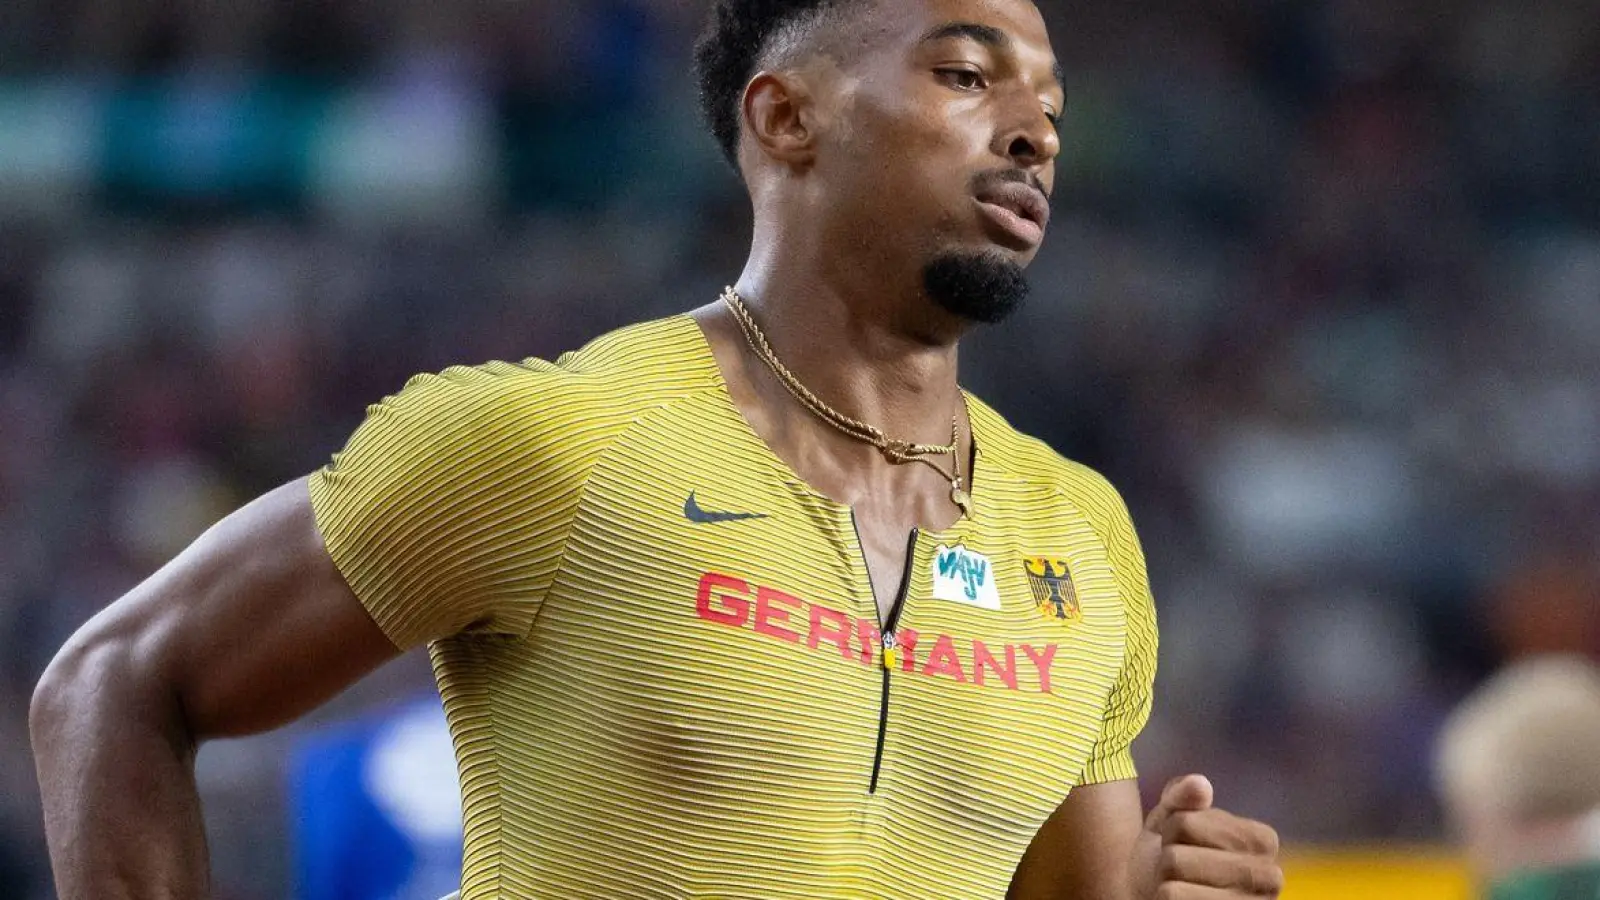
[851,514,918,795]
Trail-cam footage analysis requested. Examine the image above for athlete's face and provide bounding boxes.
[817,0,1063,268]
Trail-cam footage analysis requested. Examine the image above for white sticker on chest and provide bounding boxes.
[929,543,1001,610]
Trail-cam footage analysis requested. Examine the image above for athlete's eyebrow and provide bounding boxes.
[918,21,1066,90]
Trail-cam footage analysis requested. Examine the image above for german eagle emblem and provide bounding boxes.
[1024,557,1080,622]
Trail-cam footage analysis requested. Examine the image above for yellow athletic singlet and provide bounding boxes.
[309,315,1157,899]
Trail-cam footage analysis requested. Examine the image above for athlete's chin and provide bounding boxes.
[922,249,1031,326]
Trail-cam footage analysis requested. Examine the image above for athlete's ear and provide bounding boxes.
[742,70,820,168]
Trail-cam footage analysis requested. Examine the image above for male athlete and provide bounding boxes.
[30,0,1284,895]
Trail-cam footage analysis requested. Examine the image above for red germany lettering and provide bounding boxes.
[753,586,802,642]
[972,640,1018,690]
[693,571,1057,693]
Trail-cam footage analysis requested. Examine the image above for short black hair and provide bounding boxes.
[693,0,845,171]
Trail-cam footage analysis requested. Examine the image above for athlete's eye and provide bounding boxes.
[936,68,988,92]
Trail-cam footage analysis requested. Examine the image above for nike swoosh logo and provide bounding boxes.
[684,491,769,524]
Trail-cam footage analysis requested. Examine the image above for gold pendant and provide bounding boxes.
[951,485,971,516]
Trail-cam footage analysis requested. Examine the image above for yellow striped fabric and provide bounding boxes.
[308,315,1158,899]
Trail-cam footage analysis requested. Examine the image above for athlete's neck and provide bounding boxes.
[729,233,967,445]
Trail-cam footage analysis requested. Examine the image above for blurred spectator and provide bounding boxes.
[1435,656,1600,899]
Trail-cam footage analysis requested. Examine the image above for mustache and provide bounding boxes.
[973,168,1050,201]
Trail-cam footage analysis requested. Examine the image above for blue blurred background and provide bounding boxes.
[1,0,1597,896]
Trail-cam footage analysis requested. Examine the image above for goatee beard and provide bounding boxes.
[922,250,1029,324]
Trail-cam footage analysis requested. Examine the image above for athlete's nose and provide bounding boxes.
[1002,118,1058,165]
[992,93,1060,176]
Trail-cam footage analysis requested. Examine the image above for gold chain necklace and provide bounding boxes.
[720,286,972,517]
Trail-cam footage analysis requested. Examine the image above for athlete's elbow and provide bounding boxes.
[28,651,68,748]
[33,628,116,741]
[30,643,87,763]
[31,619,186,755]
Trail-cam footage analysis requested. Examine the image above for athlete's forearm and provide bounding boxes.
[31,636,210,900]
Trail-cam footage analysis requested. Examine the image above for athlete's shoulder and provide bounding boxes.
[550,315,720,389]
[313,321,714,647]
[966,392,1132,523]
[389,315,716,418]
[328,315,718,483]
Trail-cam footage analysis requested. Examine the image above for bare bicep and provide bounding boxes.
[66,477,400,739]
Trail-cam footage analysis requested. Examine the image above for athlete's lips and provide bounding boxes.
[973,181,1051,250]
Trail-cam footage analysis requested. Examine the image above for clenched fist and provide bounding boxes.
[1131,775,1283,899]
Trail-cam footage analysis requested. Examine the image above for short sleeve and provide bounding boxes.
[1079,483,1159,785]
[308,362,589,651]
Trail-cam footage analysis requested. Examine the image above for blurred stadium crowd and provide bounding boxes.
[1,0,1597,896]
